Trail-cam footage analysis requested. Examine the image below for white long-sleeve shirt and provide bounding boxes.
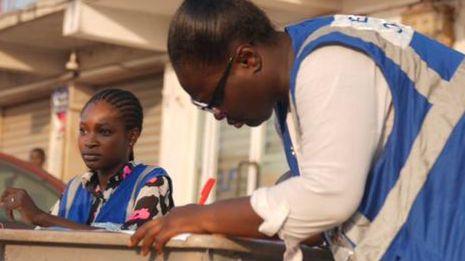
[250,45,393,260]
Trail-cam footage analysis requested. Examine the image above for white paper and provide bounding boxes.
[119,230,191,242]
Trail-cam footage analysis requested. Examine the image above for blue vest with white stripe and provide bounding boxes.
[57,164,167,225]
[281,15,465,260]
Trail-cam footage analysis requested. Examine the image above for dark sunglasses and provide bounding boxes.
[191,56,234,113]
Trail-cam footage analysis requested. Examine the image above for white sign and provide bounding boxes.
[332,15,414,48]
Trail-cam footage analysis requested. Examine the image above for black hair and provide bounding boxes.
[168,0,277,70]
[30,147,46,160]
[82,88,143,161]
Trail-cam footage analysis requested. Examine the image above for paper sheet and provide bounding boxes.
[120,230,191,241]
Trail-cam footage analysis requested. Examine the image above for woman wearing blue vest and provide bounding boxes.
[0,89,174,231]
[130,0,465,260]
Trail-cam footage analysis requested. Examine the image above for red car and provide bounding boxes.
[0,152,65,228]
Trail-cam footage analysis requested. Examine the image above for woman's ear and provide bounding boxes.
[127,129,141,147]
[236,44,262,73]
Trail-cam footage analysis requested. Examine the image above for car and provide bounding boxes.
[0,152,65,228]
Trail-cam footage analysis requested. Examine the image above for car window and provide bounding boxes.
[0,160,60,222]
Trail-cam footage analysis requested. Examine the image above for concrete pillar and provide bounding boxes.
[62,83,94,182]
[159,63,201,205]
[48,83,93,181]
[0,108,3,153]
[48,87,68,179]
[198,115,219,203]
[247,125,266,195]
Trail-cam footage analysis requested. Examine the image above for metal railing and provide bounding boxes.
[215,161,261,199]
[236,160,260,197]
[0,0,37,15]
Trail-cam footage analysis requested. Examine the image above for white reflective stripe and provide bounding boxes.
[331,15,414,48]
[64,176,83,218]
[343,212,371,246]
[125,165,157,220]
[354,63,465,260]
[324,213,370,261]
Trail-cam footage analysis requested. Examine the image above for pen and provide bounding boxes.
[198,178,216,205]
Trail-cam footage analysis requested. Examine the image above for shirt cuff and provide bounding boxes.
[250,187,290,237]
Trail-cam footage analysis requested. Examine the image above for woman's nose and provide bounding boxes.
[85,134,98,148]
[85,141,98,149]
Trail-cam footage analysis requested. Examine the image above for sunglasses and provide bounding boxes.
[191,56,234,113]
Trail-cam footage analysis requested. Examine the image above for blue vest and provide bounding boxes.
[281,15,465,260]
[57,164,168,225]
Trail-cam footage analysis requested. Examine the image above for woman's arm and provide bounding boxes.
[129,197,264,255]
[129,197,323,256]
[0,187,95,230]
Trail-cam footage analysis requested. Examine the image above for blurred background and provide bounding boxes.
[0,0,461,209]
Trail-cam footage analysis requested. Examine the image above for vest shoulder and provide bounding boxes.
[134,164,169,177]
[65,173,86,188]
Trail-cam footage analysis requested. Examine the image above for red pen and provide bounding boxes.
[198,178,216,205]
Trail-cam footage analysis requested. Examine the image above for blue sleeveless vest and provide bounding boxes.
[57,164,168,225]
[281,15,465,260]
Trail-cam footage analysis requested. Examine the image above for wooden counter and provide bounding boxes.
[0,229,333,260]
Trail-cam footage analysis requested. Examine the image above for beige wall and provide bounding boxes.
[111,76,164,166]
[0,99,51,168]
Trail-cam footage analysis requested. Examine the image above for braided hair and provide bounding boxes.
[82,88,143,161]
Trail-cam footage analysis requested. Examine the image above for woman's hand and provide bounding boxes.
[129,198,265,256]
[129,204,206,256]
[0,187,45,225]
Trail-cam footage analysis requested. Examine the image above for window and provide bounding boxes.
[260,118,288,187]
[216,121,251,200]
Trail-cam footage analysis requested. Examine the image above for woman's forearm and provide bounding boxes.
[33,212,96,230]
[200,197,266,238]
[200,197,324,245]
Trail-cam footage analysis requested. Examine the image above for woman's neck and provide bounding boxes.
[96,161,128,190]
[274,32,294,105]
